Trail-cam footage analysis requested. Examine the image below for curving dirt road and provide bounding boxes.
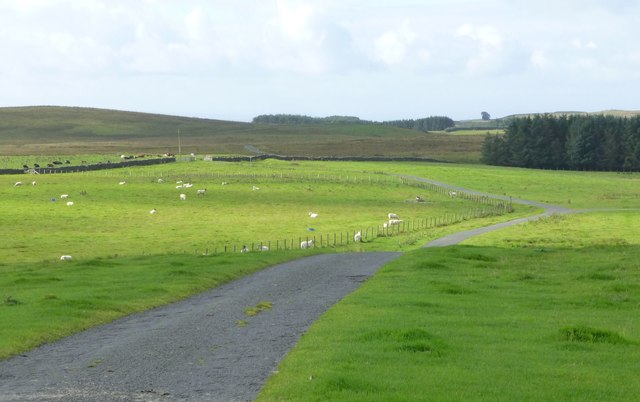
[0,176,570,401]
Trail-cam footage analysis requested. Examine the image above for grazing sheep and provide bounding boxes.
[150,208,158,214]
[66,201,74,206]
[31,181,36,186]
[60,255,73,261]
[176,180,183,184]
[183,183,193,188]
[196,189,207,195]
[241,245,248,253]
[14,181,23,186]
[448,191,457,198]
[300,239,314,249]
[308,212,318,218]
[221,181,228,185]
[354,231,362,242]
[60,194,69,199]
[416,196,425,202]
[179,193,187,201]
[259,245,269,251]
[388,213,399,220]
[252,186,260,191]
[157,178,164,183]
[119,181,126,185]
[176,185,183,189]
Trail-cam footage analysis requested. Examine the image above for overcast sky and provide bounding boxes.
[1,0,639,122]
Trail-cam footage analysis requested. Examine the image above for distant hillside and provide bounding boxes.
[0,106,484,163]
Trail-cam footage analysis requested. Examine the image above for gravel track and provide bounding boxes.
[1,174,582,401]
[0,253,400,401]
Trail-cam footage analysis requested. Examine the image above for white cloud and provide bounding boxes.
[373,23,416,65]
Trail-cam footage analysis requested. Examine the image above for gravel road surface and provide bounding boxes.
[0,252,400,402]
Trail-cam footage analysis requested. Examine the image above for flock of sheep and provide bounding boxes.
[12,176,410,258]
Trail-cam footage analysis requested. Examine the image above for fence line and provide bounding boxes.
[195,203,510,256]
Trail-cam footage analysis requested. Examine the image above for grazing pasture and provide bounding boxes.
[0,159,523,359]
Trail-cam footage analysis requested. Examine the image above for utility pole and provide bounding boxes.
[178,129,182,158]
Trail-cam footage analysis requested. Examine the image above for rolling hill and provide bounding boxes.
[0,106,485,163]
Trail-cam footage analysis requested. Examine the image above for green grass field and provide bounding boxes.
[1,159,521,359]
[258,244,640,401]
[2,155,639,400]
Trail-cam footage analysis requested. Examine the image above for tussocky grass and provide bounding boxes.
[258,244,640,401]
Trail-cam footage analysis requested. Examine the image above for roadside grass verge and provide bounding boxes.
[258,244,640,401]
[0,251,302,360]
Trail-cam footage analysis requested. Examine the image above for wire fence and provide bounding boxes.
[194,204,509,255]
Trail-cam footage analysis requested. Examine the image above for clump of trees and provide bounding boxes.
[482,114,640,171]
[379,116,455,131]
[252,114,454,132]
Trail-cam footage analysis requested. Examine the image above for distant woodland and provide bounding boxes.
[252,114,455,132]
[482,115,640,171]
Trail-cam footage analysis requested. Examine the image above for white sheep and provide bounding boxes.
[176,185,183,189]
[252,186,260,191]
[176,180,183,184]
[66,201,74,206]
[179,193,186,201]
[448,191,457,197]
[183,183,193,188]
[221,181,228,186]
[14,181,23,186]
[31,181,36,186]
[60,255,73,261]
[354,231,362,242]
[157,178,164,183]
[60,194,69,199]
[259,245,269,251]
[388,219,402,225]
[196,189,207,195]
[388,213,399,220]
[150,208,158,214]
[119,181,126,185]
[308,212,318,218]
[300,239,314,249]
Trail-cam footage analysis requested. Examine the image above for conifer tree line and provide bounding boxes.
[252,114,454,131]
[482,114,640,171]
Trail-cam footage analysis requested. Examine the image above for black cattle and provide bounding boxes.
[23,164,29,170]
[33,163,40,168]
[52,161,63,165]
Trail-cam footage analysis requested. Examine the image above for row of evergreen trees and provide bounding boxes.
[378,116,455,131]
[252,114,454,132]
[482,115,640,171]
